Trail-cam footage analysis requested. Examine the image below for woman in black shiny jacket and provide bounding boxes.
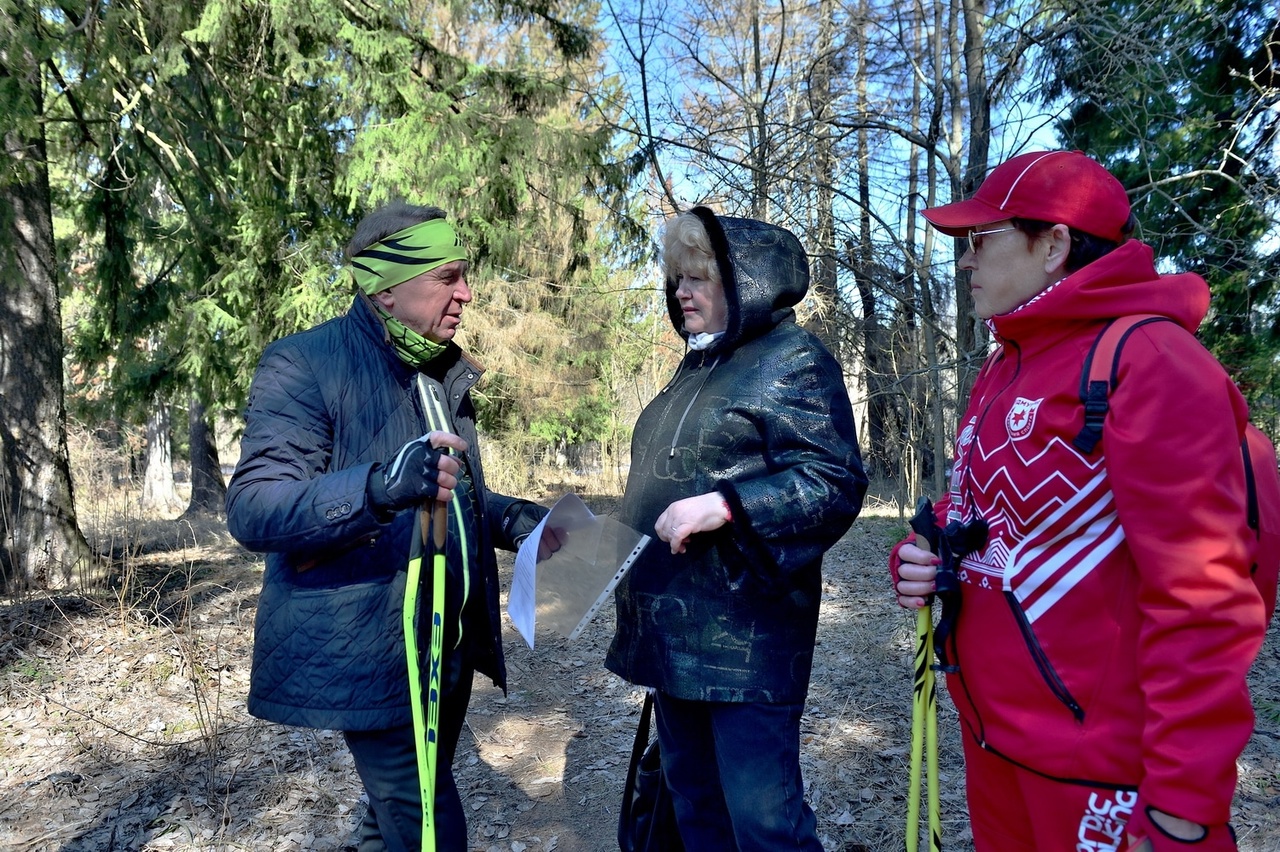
[606,207,867,851]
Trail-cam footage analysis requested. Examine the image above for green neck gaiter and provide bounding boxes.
[379,309,448,368]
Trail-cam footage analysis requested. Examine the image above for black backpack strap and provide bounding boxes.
[1242,435,1259,533]
[1073,315,1170,454]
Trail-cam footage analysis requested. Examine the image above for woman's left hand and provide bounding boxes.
[656,492,733,554]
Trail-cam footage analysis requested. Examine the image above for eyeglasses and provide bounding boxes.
[967,226,1018,254]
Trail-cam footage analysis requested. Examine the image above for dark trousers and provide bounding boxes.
[654,691,823,852]
[343,671,474,852]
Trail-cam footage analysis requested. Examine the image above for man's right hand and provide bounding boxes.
[894,542,939,609]
[370,431,469,512]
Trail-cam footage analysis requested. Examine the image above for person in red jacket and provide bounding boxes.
[892,150,1266,851]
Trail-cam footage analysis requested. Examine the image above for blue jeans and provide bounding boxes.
[654,691,823,852]
[343,671,473,852]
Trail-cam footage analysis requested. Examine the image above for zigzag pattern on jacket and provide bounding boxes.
[948,410,1119,624]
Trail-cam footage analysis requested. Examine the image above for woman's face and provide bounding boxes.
[675,270,727,335]
[959,220,1061,319]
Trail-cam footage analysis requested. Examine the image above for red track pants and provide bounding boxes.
[963,731,1138,852]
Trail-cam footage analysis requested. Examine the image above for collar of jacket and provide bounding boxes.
[988,240,1209,360]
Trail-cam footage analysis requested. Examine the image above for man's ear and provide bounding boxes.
[372,289,395,310]
[1043,224,1072,276]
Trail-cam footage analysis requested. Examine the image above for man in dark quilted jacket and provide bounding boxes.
[226,202,548,851]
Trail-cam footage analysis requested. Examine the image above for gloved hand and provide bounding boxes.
[368,432,467,514]
[500,499,549,547]
[499,500,561,561]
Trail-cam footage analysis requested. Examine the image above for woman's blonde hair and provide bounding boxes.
[661,212,718,284]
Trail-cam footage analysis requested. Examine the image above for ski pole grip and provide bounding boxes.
[431,500,447,550]
[430,448,449,550]
[909,496,938,556]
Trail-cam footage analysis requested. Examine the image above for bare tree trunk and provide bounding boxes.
[804,0,840,355]
[140,400,183,515]
[923,3,952,498]
[184,397,226,517]
[0,25,92,589]
[905,13,947,501]
[748,0,770,218]
[852,180,896,489]
[955,0,994,405]
[850,20,895,482]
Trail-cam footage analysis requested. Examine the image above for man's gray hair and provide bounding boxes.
[347,201,448,257]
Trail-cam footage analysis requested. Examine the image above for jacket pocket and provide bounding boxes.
[1005,593,1085,722]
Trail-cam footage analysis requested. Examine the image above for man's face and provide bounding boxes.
[374,260,472,342]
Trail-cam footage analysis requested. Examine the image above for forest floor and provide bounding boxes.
[1,493,1279,852]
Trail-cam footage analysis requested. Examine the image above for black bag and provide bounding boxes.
[618,691,685,852]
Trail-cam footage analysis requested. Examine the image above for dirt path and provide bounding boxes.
[1,511,1277,851]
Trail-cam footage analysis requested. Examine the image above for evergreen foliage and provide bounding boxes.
[23,0,1277,521]
[37,0,647,475]
[1045,0,1280,421]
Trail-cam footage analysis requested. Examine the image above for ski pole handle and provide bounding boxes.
[909,496,938,558]
[431,497,447,550]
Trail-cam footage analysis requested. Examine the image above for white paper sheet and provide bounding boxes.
[509,492,649,648]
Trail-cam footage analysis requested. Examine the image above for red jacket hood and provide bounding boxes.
[989,240,1210,351]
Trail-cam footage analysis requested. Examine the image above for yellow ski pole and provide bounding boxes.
[424,497,447,847]
[907,498,942,852]
[906,604,928,852]
[925,604,941,852]
[403,464,449,852]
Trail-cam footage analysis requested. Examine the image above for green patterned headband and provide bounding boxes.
[350,218,468,295]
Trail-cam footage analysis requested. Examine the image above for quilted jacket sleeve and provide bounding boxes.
[1104,322,1266,826]
[226,339,384,555]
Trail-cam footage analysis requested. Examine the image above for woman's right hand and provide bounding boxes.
[895,542,939,609]
[656,492,731,554]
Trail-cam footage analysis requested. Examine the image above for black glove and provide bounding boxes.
[501,499,548,547]
[368,435,449,513]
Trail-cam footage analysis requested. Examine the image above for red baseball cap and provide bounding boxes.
[922,150,1131,243]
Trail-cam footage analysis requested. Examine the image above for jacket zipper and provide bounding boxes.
[981,341,1084,723]
[667,352,720,458]
[1004,592,1085,722]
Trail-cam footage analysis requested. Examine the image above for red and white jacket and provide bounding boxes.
[896,240,1266,829]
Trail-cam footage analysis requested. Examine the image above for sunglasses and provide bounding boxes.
[967,226,1018,254]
